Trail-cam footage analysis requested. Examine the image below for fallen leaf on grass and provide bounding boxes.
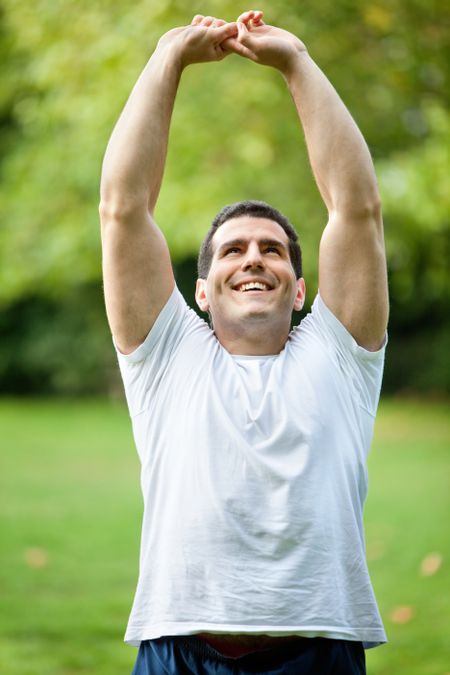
[24,547,49,569]
[390,606,415,624]
[366,540,386,561]
[420,552,443,576]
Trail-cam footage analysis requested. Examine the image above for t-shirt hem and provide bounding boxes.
[124,622,387,650]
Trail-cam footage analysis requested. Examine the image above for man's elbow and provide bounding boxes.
[334,193,383,232]
[99,197,148,230]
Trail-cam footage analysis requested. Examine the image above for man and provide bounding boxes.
[100,10,389,675]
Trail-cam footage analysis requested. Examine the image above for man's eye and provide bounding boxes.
[265,247,280,254]
[225,247,240,255]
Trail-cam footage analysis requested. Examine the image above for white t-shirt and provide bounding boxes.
[115,287,387,649]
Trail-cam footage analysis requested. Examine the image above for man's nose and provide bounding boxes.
[241,243,264,269]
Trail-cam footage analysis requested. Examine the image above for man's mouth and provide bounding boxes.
[233,281,272,292]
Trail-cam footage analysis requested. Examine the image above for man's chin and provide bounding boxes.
[238,308,272,322]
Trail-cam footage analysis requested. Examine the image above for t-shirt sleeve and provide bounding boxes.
[113,286,205,417]
[302,293,388,416]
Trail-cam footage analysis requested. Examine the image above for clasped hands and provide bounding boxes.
[158,10,306,76]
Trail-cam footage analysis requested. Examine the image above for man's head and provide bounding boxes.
[198,200,302,280]
[195,200,305,354]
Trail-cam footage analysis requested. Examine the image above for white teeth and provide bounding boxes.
[238,282,269,292]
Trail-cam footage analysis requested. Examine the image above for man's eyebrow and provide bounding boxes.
[259,238,288,250]
[217,238,288,254]
[217,238,247,254]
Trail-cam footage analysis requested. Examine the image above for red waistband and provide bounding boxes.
[196,633,305,659]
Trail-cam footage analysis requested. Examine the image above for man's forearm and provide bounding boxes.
[284,52,380,218]
[100,44,183,217]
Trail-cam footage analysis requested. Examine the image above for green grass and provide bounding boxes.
[0,397,449,674]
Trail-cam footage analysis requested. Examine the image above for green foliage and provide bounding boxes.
[379,103,449,311]
[0,0,448,393]
[0,285,115,394]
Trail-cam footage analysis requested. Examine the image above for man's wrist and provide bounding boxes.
[280,49,310,84]
[153,40,186,76]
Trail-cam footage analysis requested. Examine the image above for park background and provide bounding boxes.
[0,0,448,673]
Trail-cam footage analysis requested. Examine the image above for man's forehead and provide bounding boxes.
[212,216,289,250]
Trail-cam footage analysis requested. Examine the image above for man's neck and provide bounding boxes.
[213,320,291,356]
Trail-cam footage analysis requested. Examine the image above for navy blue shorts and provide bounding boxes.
[131,635,366,674]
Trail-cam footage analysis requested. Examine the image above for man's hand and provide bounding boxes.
[224,10,307,75]
[156,15,239,69]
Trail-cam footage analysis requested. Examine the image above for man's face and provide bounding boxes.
[195,216,305,342]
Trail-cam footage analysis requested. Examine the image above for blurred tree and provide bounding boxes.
[0,0,448,393]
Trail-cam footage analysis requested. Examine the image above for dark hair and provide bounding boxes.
[197,200,302,279]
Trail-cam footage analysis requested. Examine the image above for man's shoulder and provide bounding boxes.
[115,286,212,365]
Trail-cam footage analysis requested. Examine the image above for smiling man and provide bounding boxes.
[100,10,388,675]
[196,209,305,355]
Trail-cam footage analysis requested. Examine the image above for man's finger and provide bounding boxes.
[250,10,264,22]
[237,20,252,42]
[215,21,239,41]
[191,15,204,25]
[237,9,264,23]
[201,16,215,27]
[237,10,255,23]
[223,36,257,61]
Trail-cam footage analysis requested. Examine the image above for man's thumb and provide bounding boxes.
[217,21,239,40]
[237,21,251,41]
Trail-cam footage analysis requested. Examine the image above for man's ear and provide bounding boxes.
[195,278,209,312]
[293,278,306,311]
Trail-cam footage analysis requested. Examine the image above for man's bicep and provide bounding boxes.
[100,208,175,355]
[318,211,389,352]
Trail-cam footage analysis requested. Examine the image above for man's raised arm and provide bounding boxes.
[227,13,389,351]
[99,16,238,354]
